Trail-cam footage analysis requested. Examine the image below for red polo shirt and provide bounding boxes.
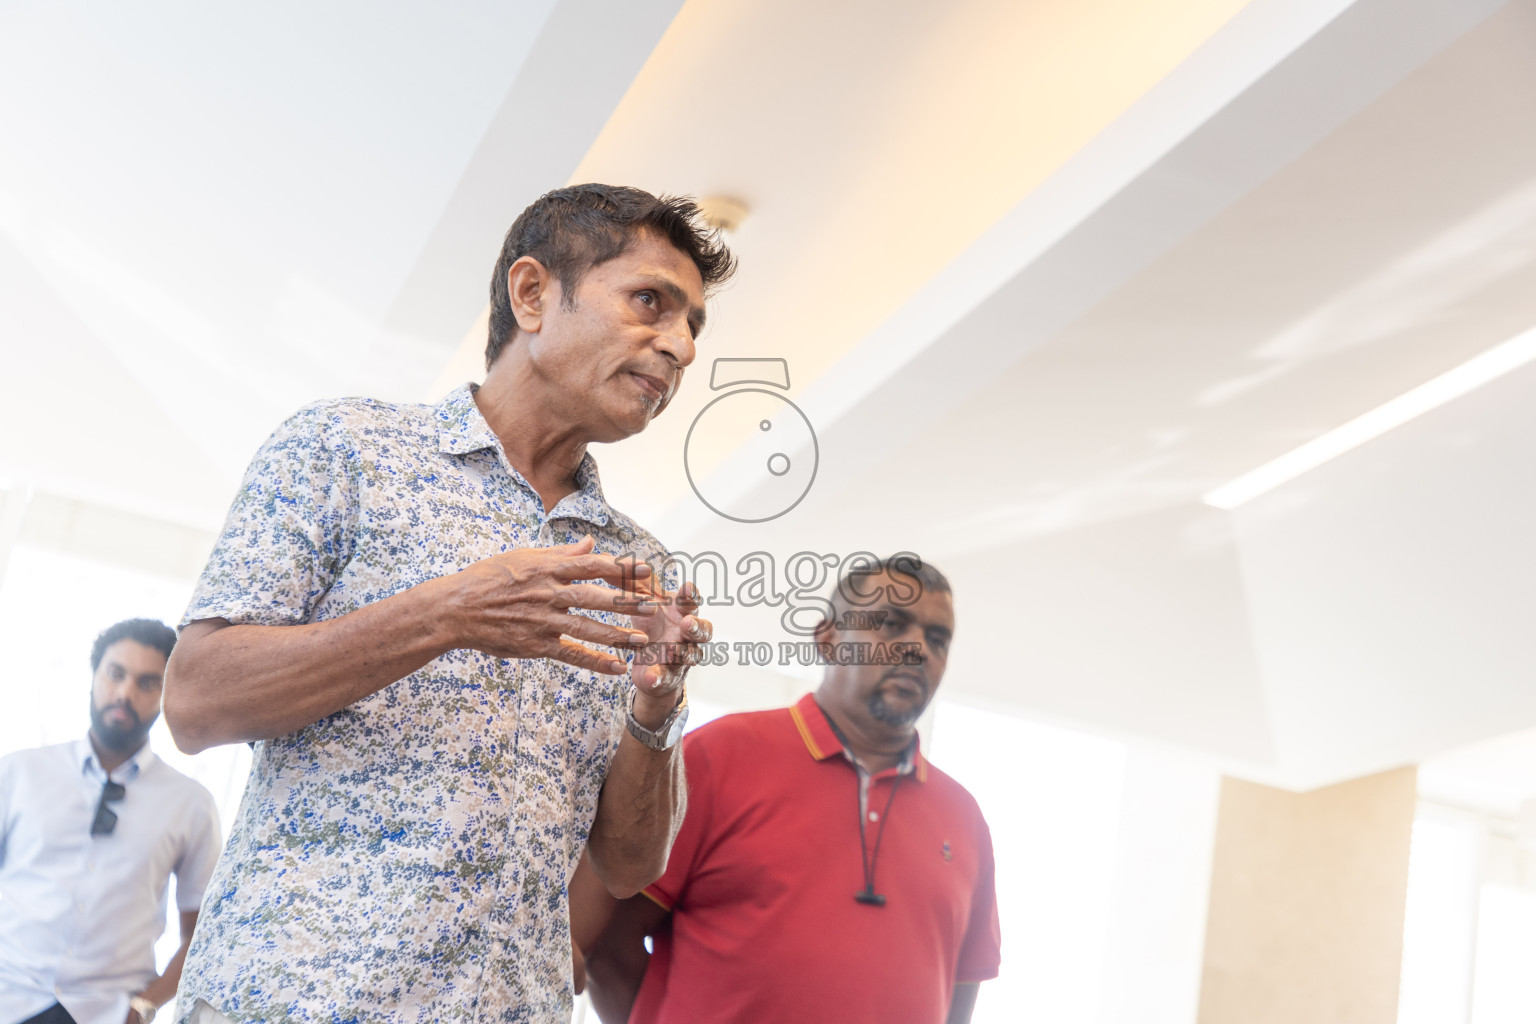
[632,694,1001,1024]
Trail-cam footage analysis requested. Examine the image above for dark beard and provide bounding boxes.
[866,689,925,729]
[90,698,153,752]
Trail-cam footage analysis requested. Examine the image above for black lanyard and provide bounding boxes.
[818,702,909,907]
[855,773,902,906]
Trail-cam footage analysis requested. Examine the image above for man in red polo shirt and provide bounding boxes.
[574,556,1001,1023]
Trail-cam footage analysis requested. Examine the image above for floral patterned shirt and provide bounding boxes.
[175,384,665,1024]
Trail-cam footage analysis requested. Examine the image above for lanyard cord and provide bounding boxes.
[813,699,912,906]
[857,774,902,905]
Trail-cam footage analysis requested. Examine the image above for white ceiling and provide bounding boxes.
[2,0,1534,791]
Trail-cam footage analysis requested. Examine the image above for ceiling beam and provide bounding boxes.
[662,0,1505,548]
[384,0,690,354]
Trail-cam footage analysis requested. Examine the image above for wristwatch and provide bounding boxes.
[129,995,157,1023]
[625,687,689,750]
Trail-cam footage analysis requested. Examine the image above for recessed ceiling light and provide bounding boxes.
[1203,324,1536,510]
[697,195,749,234]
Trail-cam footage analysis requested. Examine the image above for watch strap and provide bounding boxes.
[625,688,688,750]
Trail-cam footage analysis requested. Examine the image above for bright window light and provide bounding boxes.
[1469,884,1536,1024]
[1203,326,1536,510]
[931,700,1127,1024]
[1397,816,1479,1024]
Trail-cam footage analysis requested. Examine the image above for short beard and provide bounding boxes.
[90,698,153,753]
[866,690,925,730]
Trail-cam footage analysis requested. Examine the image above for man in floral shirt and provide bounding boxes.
[163,185,735,1024]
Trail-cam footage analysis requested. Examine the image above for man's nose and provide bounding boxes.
[898,622,930,662]
[655,319,696,369]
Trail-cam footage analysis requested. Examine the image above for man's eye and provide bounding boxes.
[637,291,657,307]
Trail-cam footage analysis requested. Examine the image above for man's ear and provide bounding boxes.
[507,255,555,335]
[812,614,838,646]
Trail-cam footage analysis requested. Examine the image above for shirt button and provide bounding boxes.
[489,941,505,957]
[869,811,880,822]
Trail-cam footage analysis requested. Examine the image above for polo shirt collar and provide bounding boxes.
[789,693,928,782]
[434,382,613,527]
[77,733,156,782]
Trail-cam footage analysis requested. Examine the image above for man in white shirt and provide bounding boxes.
[0,619,221,1024]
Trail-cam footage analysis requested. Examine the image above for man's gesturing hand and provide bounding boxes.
[443,535,653,675]
[627,577,712,723]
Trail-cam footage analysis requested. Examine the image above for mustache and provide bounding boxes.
[97,701,141,725]
[629,363,682,403]
[878,668,928,691]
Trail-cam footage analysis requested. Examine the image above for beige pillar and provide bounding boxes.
[1197,766,1417,1024]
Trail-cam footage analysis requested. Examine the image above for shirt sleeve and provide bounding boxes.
[641,730,716,911]
[182,402,359,628]
[173,785,224,912]
[955,812,1002,983]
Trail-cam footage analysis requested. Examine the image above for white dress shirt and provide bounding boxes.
[0,736,221,1024]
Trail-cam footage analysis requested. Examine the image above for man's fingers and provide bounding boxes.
[683,615,712,643]
[636,641,702,665]
[628,577,702,614]
[553,554,653,585]
[674,582,702,614]
[558,583,657,615]
[632,639,706,692]
[635,661,685,693]
[559,612,650,650]
[550,637,630,676]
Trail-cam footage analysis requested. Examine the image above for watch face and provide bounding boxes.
[661,705,690,747]
[685,387,818,523]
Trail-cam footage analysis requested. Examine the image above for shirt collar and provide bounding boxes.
[789,693,928,782]
[435,382,503,455]
[76,733,156,782]
[434,382,612,527]
[556,455,613,527]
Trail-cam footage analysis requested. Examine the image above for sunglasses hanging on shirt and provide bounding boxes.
[91,779,126,836]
